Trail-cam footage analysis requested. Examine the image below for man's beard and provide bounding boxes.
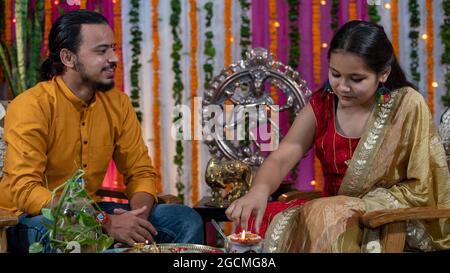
[75,60,116,92]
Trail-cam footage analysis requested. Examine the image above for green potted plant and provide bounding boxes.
[29,169,114,253]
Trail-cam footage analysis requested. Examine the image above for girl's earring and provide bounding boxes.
[325,80,333,93]
[375,83,391,104]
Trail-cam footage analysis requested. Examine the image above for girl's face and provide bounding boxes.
[328,51,390,109]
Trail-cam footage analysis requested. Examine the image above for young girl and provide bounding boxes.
[225,20,450,252]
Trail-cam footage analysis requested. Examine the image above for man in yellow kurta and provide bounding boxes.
[0,10,202,252]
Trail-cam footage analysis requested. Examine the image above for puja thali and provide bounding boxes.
[120,243,224,253]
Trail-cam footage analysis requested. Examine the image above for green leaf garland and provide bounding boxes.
[129,0,143,122]
[239,0,251,59]
[330,0,339,32]
[287,0,300,69]
[286,0,301,183]
[26,0,44,89]
[408,0,420,86]
[203,1,215,91]
[368,2,381,24]
[170,0,185,202]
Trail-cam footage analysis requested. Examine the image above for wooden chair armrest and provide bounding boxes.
[96,187,128,200]
[361,206,450,229]
[95,187,182,205]
[158,194,183,205]
[0,209,18,227]
[277,190,322,202]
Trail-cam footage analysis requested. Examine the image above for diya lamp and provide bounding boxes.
[226,230,263,253]
[132,240,160,253]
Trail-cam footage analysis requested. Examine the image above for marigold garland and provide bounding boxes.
[312,0,320,86]
[426,0,434,115]
[43,0,52,58]
[269,0,278,104]
[113,0,123,92]
[348,0,357,21]
[312,0,322,190]
[189,0,199,205]
[224,0,232,66]
[5,0,11,46]
[391,0,400,60]
[151,0,162,193]
[80,0,86,9]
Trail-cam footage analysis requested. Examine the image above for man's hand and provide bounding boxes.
[103,206,158,246]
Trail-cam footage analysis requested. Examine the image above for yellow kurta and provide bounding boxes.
[0,76,157,216]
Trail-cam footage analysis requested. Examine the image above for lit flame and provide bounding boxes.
[241,230,246,240]
[145,240,149,244]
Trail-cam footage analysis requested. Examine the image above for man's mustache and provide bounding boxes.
[103,63,117,70]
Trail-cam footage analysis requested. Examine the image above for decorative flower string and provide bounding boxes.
[368,1,380,24]
[409,0,421,86]
[113,0,123,92]
[441,0,450,106]
[80,0,86,9]
[189,0,199,205]
[239,0,251,59]
[203,1,215,91]
[170,0,185,202]
[426,0,434,115]
[312,0,320,86]
[269,0,278,104]
[391,0,400,60]
[312,0,322,191]
[43,0,52,58]
[224,0,232,66]
[151,0,162,193]
[5,0,11,47]
[330,0,339,32]
[348,0,357,20]
[129,0,143,122]
[287,0,301,184]
[287,0,300,69]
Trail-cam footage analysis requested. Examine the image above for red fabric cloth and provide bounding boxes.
[309,91,360,196]
[236,199,307,238]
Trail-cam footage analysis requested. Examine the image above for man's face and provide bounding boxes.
[74,24,118,92]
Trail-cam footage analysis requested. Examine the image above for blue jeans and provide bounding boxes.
[6,202,204,253]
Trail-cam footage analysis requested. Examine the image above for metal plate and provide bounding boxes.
[121,243,225,253]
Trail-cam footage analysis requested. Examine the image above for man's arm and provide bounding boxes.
[129,192,155,220]
[113,94,158,204]
[3,95,52,215]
